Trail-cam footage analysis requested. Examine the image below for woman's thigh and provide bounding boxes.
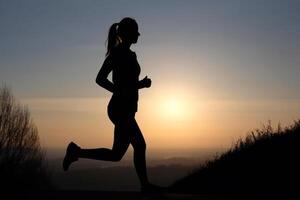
[112,118,146,152]
[111,121,131,155]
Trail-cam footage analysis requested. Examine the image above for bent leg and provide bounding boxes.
[130,119,149,186]
[78,123,130,161]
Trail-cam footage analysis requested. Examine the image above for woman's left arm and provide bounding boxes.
[96,55,115,93]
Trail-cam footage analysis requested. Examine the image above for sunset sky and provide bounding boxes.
[1,0,300,151]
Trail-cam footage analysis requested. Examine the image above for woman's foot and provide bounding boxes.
[63,142,80,171]
[141,183,167,195]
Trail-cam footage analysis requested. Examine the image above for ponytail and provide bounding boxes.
[106,23,119,56]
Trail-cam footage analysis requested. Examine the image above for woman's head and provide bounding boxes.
[106,17,140,56]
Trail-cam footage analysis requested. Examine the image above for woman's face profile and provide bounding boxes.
[131,25,140,44]
[122,23,140,44]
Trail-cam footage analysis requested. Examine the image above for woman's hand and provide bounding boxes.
[139,76,152,88]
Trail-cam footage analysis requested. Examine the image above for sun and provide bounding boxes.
[159,96,190,120]
[164,98,185,117]
[142,87,197,122]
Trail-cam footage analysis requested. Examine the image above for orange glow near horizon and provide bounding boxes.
[21,88,300,151]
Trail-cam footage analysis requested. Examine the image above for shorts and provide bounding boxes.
[107,96,136,124]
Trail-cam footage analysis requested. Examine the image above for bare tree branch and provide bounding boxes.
[0,85,52,190]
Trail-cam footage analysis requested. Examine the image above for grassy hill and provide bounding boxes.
[170,120,300,195]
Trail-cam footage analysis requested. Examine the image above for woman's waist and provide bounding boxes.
[113,87,138,96]
[108,95,138,111]
[111,92,138,101]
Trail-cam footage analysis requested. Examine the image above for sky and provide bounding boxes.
[1,0,300,151]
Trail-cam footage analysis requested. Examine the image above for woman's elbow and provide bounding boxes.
[95,77,103,86]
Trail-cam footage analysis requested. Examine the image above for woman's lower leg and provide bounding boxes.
[78,125,130,161]
[78,148,121,161]
[134,149,149,186]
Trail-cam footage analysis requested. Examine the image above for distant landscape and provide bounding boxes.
[47,120,300,195]
[46,147,224,190]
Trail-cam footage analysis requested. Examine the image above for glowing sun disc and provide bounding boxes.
[160,96,189,120]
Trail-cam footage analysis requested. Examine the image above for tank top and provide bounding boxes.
[110,46,141,112]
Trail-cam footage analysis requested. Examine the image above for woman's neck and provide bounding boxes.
[120,41,132,50]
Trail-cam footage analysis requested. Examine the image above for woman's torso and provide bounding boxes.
[109,46,141,113]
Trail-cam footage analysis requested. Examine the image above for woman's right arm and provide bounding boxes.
[96,55,115,93]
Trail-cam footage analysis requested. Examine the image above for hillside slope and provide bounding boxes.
[170,120,300,195]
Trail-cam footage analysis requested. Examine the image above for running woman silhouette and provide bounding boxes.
[63,17,163,193]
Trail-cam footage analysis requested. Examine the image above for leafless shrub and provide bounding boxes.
[0,86,52,190]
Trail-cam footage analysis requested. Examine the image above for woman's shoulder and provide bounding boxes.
[110,45,125,56]
[112,46,136,57]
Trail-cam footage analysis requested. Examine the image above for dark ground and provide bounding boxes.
[5,190,294,200]
[5,190,238,200]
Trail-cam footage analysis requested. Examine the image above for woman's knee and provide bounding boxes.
[111,152,124,161]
